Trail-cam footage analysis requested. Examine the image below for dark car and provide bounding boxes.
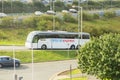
[0,56,20,68]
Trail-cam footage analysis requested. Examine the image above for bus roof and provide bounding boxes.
[29,31,90,36]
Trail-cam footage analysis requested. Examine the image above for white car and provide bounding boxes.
[69,9,77,13]
[34,11,43,16]
[62,10,69,13]
[0,13,7,17]
[46,10,56,15]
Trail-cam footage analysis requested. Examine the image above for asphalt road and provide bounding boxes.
[0,60,78,80]
[0,46,27,50]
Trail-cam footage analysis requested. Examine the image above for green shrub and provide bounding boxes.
[93,13,100,19]
[0,30,8,39]
[22,16,37,28]
[37,19,47,30]
[37,20,53,30]
[83,12,93,21]
[103,11,116,19]
[0,17,13,28]
[63,13,77,23]
[78,33,120,80]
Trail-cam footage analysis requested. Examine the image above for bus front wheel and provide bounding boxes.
[41,45,47,49]
[70,45,75,50]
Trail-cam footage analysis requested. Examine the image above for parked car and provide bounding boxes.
[62,10,69,13]
[69,9,77,13]
[46,10,56,15]
[0,56,20,68]
[0,13,7,18]
[34,11,43,16]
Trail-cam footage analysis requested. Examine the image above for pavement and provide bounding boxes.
[0,60,78,80]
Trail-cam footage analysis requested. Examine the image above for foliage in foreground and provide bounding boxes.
[78,33,120,80]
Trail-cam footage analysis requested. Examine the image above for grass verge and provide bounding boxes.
[0,50,77,63]
[58,69,87,80]
[59,77,87,80]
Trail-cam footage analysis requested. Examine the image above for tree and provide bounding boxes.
[33,2,46,12]
[32,0,39,2]
[78,33,120,80]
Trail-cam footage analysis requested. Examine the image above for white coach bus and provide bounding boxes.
[25,31,90,49]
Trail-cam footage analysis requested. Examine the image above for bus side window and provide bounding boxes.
[74,34,78,39]
[63,34,75,39]
[58,34,66,38]
[82,34,90,39]
[51,34,59,38]
[69,34,74,39]
[77,34,81,39]
[32,35,39,43]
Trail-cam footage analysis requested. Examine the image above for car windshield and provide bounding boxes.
[1,57,12,61]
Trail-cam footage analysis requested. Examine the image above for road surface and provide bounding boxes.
[0,60,78,80]
[0,46,27,50]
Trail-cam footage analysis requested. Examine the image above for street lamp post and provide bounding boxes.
[31,45,34,80]
[11,0,13,13]
[72,5,83,50]
[77,6,83,50]
[110,0,112,8]
[79,7,83,49]
[50,0,52,10]
[53,0,55,31]
[2,0,4,12]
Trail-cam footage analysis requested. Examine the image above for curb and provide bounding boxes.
[49,69,100,80]
[49,69,70,80]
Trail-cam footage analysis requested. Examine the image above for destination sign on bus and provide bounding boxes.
[52,39,75,43]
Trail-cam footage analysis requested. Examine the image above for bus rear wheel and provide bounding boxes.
[76,45,81,49]
[70,45,75,50]
[41,45,47,49]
